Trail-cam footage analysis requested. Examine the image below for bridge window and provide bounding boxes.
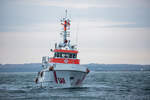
[73,53,77,58]
[62,53,69,58]
[57,52,60,57]
[54,52,77,59]
[54,52,62,58]
[69,53,72,58]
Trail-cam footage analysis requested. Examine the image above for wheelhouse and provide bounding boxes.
[49,49,80,64]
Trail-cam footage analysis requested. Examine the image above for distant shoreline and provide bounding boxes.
[0,63,150,72]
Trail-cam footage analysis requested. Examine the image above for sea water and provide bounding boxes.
[0,71,150,100]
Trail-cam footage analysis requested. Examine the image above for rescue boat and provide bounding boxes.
[35,10,90,88]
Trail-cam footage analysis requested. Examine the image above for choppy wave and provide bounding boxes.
[0,71,150,100]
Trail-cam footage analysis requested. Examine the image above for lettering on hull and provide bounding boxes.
[57,78,66,84]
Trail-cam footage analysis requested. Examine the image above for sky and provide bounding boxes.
[0,0,150,64]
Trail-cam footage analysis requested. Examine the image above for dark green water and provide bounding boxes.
[0,71,150,100]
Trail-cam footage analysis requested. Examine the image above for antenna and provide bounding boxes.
[65,9,67,17]
[76,23,79,48]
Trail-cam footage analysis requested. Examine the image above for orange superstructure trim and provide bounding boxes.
[49,58,80,64]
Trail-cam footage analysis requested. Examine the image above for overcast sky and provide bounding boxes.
[0,0,150,64]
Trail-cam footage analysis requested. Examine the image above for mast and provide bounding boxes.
[57,10,75,50]
[63,9,69,45]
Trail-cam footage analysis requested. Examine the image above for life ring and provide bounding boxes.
[49,66,54,71]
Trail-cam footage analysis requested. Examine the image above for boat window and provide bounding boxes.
[54,52,57,58]
[61,53,64,58]
[64,53,69,58]
[73,54,75,58]
[59,53,61,57]
[61,53,71,58]
[65,54,69,58]
[54,52,77,58]
[59,52,62,58]
[69,53,72,58]
[73,53,77,58]
[57,52,60,57]
[54,52,62,58]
